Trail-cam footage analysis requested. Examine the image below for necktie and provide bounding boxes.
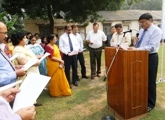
[68,34,73,52]
[0,49,15,71]
[136,30,147,48]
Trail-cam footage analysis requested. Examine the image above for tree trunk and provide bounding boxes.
[47,5,54,34]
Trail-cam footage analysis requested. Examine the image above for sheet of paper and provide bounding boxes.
[38,52,50,62]
[22,58,38,71]
[69,51,78,56]
[120,44,129,50]
[12,72,51,112]
[0,80,22,92]
[9,53,19,61]
[79,48,86,52]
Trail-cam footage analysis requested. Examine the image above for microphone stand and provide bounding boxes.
[102,32,128,120]
[103,32,127,82]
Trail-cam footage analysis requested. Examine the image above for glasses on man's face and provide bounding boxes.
[0,32,8,35]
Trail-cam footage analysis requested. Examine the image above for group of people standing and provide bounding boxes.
[0,12,163,119]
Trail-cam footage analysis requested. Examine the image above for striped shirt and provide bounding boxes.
[0,96,21,120]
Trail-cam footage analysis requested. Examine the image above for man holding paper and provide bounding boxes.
[0,88,36,120]
[71,24,89,79]
[0,22,26,86]
[59,24,79,87]
[86,22,106,79]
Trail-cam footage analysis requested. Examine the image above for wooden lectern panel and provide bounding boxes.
[105,47,148,119]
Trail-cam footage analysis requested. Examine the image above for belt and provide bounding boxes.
[149,53,157,56]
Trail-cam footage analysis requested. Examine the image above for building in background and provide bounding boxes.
[23,10,161,38]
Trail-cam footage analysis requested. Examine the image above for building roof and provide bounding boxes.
[98,10,162,21]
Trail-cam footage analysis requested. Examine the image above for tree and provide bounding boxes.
[0,0,25,36]
[2,0,141,33]
[122,0,162,10]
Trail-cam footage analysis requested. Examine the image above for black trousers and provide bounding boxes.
[63,54,77,84]
[89,47,102,76]
[148,53,158,108]
[77,52,86,77]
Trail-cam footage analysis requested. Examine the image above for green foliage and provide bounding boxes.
[2,0,143,33]
[122,0,162,10]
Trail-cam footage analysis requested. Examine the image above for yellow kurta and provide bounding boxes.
[46,44,71,97]
[12,46,39,81]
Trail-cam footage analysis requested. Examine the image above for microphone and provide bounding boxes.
[123,29,132,34]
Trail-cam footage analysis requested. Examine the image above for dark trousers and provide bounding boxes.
[89,47,102,76]
[63,54,77,84]
[77,52,86,77]
[148,53,158,108]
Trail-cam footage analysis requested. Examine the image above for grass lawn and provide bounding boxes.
[35,44,165,120]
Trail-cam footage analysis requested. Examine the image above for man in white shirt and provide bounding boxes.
[0,88,36,120]
[86,22,106,79]
[72,25,89,79]
[59,24,79,87]
[110,23,131,47]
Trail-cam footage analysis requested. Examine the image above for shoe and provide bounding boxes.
[97,74,101,77]
[34,103,42,107]
[72,82,78,86]
[77,78,80,81]
[147,107,153,112]
[91,76,95,79]
[82,76,89,79]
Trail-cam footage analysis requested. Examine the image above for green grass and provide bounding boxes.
[35,45,165,120]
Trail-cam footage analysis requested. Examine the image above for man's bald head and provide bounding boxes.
[0,22,8,43]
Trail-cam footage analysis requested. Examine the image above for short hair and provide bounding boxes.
[64,24,71,30]
[139,13,153,21]
[34,33,40,37]
[11,32,26,46]
[115,24,122,28]
[71,24,77,29]
[111,26,115,28]
[93,22,99,27]
[26,32,32,36]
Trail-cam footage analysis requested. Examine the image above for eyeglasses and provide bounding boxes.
[0,32,8,35]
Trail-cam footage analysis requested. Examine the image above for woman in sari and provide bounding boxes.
[28,35,47,76]
[45,34,71,97]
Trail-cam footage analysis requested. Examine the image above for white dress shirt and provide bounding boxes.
[59,32,79,55]
[0,96,21,120]
[137,24,162,54]
[86,30,106,48]
[110,32,131,47]
[72,33,83,51]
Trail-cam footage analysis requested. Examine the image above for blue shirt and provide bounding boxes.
[0,51,16,86]
[137,24,162,54]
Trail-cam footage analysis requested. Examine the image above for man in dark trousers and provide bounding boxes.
[129,13,162,112]
[86,22,106,79]
[71,24,89,79]
[59,24,79,87]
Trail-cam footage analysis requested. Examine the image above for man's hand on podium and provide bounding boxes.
[127,47,137,50]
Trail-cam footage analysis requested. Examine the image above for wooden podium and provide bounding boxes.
[105,47,148,119]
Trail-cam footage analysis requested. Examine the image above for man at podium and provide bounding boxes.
[129,13,162,112]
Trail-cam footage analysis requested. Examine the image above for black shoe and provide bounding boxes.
[97,74,101,77]
[147,107,153,112]
[91,76,95,79]
[72,82,78,86]
[34,103,42,107]
[82,76,89,79]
